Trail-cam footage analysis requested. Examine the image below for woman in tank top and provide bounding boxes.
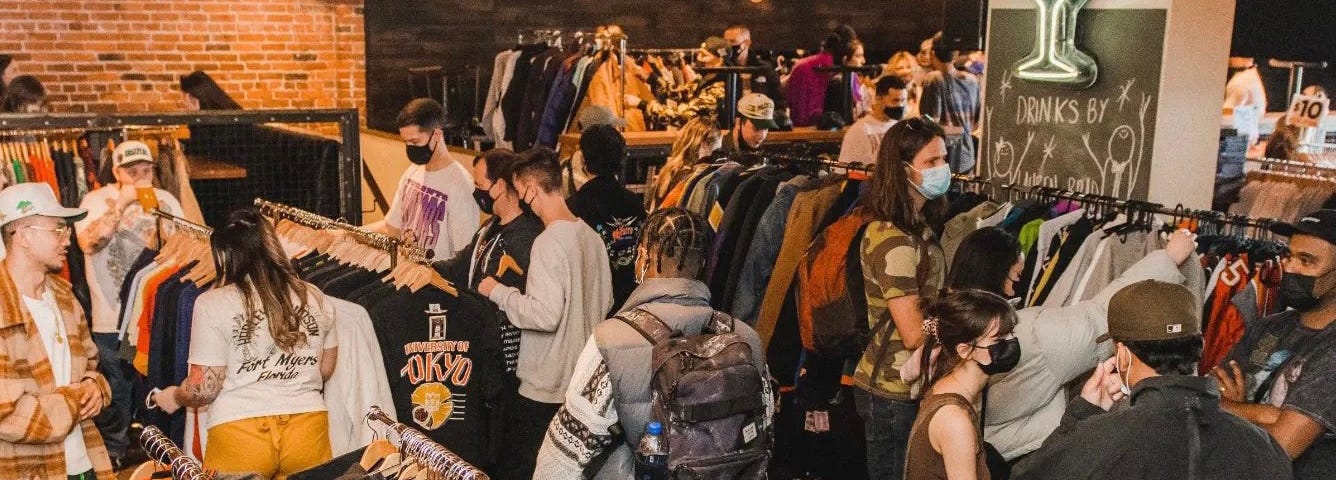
[904,290,1020,480]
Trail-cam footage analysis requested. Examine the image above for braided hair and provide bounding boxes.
[638,208,715,280]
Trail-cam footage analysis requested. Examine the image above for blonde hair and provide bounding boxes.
[654,116,721,205]
[886,51,921,80]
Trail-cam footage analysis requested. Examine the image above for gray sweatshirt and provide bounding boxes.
[488,219,613,403]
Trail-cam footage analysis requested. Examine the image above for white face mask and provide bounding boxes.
[1117,347,1132,396]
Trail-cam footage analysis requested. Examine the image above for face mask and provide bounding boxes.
[405,131,437,165]
[729,45,744,62]
[473,186,496,215]
[1117,348,1132,396]
[883,106,906,120]
[977,338,1021,375]
[518,187,537,217]
[1278,269,1336,311]
[910,164,952,199]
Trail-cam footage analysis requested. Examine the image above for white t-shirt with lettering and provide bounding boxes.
[188,283,338,428]
[384,162,480,261]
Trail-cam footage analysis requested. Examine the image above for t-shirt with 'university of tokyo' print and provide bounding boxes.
[187,283,338,428]
[385,162,480,261]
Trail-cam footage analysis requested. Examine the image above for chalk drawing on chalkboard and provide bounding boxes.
[1117,79,1136,111]
[999,71,1015,101]
[1013,0,1099,88]
[983,107,1035,183]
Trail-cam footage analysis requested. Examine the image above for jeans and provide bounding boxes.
[91,332,130,460]
[854,388,919,480]
[493,390,561,480]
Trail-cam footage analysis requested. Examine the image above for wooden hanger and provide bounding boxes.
[359,438,399,472]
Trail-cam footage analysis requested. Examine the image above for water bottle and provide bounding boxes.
[636,421,669,480]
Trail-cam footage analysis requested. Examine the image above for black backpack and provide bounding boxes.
[617,307,772,479]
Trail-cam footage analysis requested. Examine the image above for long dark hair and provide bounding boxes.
[211,207,313,352]
[1,75,46,113]
[180,71,242,110]
[822,24,859,65]
[865,116,949,240]
[947,227,1021,295]
[919,290,1018,389]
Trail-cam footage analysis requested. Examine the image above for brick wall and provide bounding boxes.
[0,0,365,120]
[365,0,945,131]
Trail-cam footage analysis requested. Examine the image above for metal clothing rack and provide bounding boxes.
[1248,156,1336,178]
[757,151,873,173]
[367,406,489,480]
[254,197,429,267]
[141,425,211,480]
[953,175,1280,232]
[150,208,213,237]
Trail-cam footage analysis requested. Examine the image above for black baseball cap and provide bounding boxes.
[1270,210,1336,245]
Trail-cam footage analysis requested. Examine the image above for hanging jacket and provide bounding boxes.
[1012,376,1291,480]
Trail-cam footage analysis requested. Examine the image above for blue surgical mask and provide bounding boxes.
[910,164,952,199]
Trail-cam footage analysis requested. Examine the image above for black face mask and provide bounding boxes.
[978,338,1022,375]
[728,45,744,63]
[473,187,496,215]
[405,131,437,165]
[518,188,537,217]
[1281,273,1322,311]
[883,106,906,120]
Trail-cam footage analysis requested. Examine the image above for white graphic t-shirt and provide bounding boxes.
[838,116,896,166]
[385,162,480,261]
[76,185,184,333]
[188,284,338,428]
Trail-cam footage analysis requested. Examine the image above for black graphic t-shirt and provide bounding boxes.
[567,176,645,313]
[1224,310,1336,476]
[366,286,505,466]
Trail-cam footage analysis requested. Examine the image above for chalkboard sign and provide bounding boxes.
[980,9,1166,199]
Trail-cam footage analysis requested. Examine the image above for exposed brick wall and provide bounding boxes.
[365,0,945,131]
[0,0,365,122]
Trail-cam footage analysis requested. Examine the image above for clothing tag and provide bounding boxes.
[803,411,817,432]
[813,411,830,432]
[743,422,758,443]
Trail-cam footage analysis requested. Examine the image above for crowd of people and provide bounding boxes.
[1,23,1333,480]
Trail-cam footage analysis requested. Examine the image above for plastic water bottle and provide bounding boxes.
[636,421,669,480]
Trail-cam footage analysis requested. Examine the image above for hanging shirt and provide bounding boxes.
[369,287,505,466]
[384,162,480,261]
[22,289,94,475]
[76,185,183,333]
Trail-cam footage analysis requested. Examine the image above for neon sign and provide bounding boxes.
[1013,0,1098,88]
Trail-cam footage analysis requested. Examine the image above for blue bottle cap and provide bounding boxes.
[647,421,663,436]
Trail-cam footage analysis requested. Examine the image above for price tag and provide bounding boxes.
[1287,94,1330,129]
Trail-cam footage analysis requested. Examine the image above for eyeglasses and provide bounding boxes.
[23,224,72,237]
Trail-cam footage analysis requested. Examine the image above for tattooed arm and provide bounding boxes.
[151,364,226,414]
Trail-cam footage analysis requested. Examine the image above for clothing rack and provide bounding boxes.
[518,29,565,48]
[150,208,212,237]
[954,175,1280,232]
[140,425,211,480]
[366,406,489,480]
[756,151,873,173]
[627,47,698,55]
[253,197,429,267]
[1248,156,1336,177]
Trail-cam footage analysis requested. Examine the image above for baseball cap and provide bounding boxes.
[1097,280,1200,343]
[0,182,87,228]
[576,105,627,130]
[1270,209,1336,246]
[737,93,779,130]
[113,140,155,168]
[700,36,730,57]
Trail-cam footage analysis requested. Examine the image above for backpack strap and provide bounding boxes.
[705,311,736,335]
[615,308,674,345]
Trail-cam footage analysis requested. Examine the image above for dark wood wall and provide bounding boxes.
[364,0,946,132]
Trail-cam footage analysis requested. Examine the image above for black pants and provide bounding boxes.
[493,390,561,480]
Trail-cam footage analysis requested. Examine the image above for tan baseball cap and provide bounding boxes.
[113,140,155,168]
[1097,280,1200,343]
[737,93,778,130]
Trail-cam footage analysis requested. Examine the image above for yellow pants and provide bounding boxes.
[204,411,332,480]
